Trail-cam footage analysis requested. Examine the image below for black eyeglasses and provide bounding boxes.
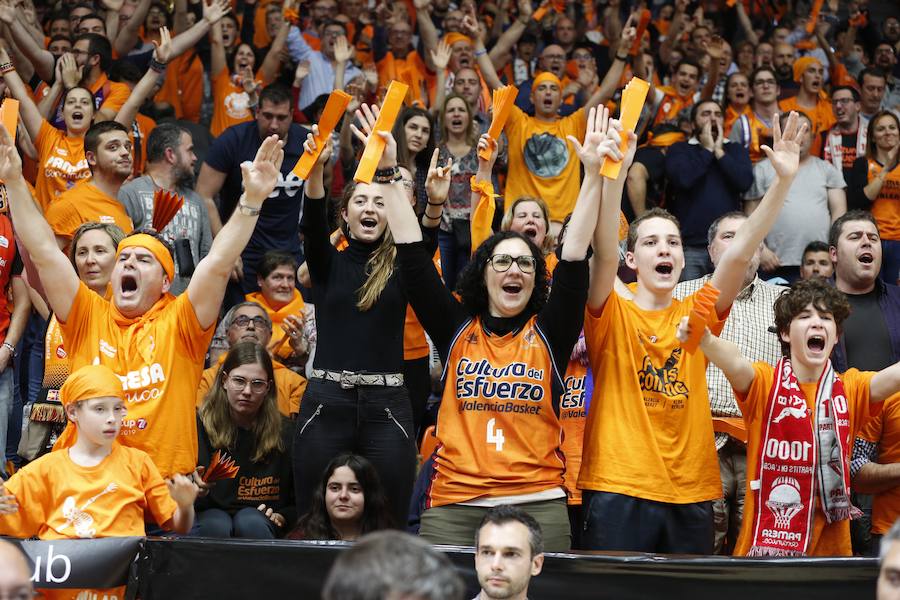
[231,315,271,329]
[487,254,537,274]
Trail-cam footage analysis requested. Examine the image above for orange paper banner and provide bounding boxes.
[478,85,517,160]
[629,9,651,56]
[354,80,409,184]
[682,284,720,353]
[292,89,351,181]
[599,77,649,179]
[713,417,748,444]
[0,99,18,142]
[805,0,823,33]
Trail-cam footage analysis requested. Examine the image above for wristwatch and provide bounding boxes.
[2,342,15,358]
[238,201,262,216]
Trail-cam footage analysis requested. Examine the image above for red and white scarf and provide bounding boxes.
[748,358,859,556]
[823,118,867,172]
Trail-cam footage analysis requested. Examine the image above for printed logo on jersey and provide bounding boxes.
[223,90,251,120]
[456,357,545,415]
[637,348,689,402]
[523,133,569,179]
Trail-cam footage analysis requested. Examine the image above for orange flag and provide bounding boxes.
[292,89,351,180]
[630,10,651,55]
[354,80,409,184]
[478,86,517,160]
[600,77,649,180]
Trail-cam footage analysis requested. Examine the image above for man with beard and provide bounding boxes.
[45,121,135,251]
[772,42,798,99]
[822,86,867,181]
[780,57,836,156]
[119,123,213,295]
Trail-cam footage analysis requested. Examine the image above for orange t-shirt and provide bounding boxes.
[154,52,204,123]
[58,282,214,478]
[867,159,900,241]
[0,442,177,539]
[856,393,900,535]
[90,73,131,117]
[733,362,875,556]
[45,179,134,245]
[560,358,589,505]
[579,291,725,503]
[376,51,433,106]
[211,67,263,137]
[426,316,564,507]
[653,86,697,127]
[34,120,90,211]
[778,95,836,157]
[403,248,442,360]
[197,355,307,417]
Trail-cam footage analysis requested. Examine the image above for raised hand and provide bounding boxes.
[203,0,232,25]
[167,474,200,508]
[476,133,499,172]
[303,125,334,173]
[705,34,726,62]
[240,68,261,95]
[242,135,285,205]
[152,26,174,64]
[0,0,14,24]
[333,35,355,64]
[100,0,125,11]
[517,0,533,20]
[430,40,452,71]
[617,13,638,55]
[0,123,22,183]
[675,315,710,346]
[294,60,311,84]
[567,106,622,171]
[761,111,806,179]
[425,148,453,205]
[59,53,82,89]
[0,480,17,515]
[350,103,398,170]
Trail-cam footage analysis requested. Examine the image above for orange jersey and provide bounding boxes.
[35,120,90,211]
[560,358,590,505]
[731,111,774,163]
[90,73,131,117]
[211,67,265,137]
[404,248,442,360]
[426,316,565,507]
[376,51,434,107]
[45,180,134,246]
[859,394,900,535]
[132,113,157,175]
[653,86,697,127]
[197,356,307,417]
[580,291,725,503]
[778,95,835,157]
[867,159,900,241]
[0,442,177,539]
[58,283,214,478]
[725,104,751,137]
[733,362,875,556]
[154,52,204,123]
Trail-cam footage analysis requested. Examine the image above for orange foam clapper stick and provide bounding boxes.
[682,284,720,353]
[806,0,823,33]
[354,80,409,184]
[599,77,649,179]
[726,0,736,6]
[551,0,566,12]
[0,99,18,141]
[629,9,651,56]
[532,5,548,20]
[292,89,352,181]
[479,86,517,160]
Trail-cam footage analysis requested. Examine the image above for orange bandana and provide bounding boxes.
[54,364,125,449]
[443,32,473,48]
[792,56,822,83]
[532,71,562,91]
[117,234,175,281]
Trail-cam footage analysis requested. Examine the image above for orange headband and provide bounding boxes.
[532,71,562,92]
[116,234,175,281]
[55,365,125,450]
[793,56,822,82]
[443,32,473,48]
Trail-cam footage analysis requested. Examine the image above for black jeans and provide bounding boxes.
[293,378,417,527]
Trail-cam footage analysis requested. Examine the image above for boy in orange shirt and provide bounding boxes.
[677,278,900,556]
[0,364,198,599]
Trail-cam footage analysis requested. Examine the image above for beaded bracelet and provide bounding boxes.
[0,62,14,75]
[149,57,167,73]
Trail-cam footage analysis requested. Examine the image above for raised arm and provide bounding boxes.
[168,0,232,60]
[734,1,759,47]
[429,40,451,116]
[583,21,635,111]
[0,125,79,322]
[414,0,441,71]
[677,317,756,394]
[870,361,900,404]
[588,121,637,311]
[187,135,285,329]
[0,46,46,144]
[210,10,227,78]
[114,0,152,56]
[487,0,532,68]
[0,2,54,83]
[710,112,805,315]
[115,27,173,126]
[259,0,292,84]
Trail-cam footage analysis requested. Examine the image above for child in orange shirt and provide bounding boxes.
[678,278,900,556]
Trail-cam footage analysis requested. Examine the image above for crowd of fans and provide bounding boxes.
[0,0,897,595]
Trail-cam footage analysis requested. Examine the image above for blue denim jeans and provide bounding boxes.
[0,367,15,477]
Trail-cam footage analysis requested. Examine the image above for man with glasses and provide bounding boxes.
[822,86,867,181]
[200,301,307,418]
[286,19,361,114]
[730,66,780,163]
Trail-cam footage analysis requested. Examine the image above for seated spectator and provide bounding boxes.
[289,453,393,541]
[196,342,294,539]
[847,111,900,282]
[244,251,306,364]
[879,519,900,600]
[0,539,33,599]
[679,278,900,556]
[746,112,846,282]
[199,302,307,418]
[799,240,834,280]
[474,505,545,600]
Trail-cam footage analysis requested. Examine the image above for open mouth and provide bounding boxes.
[450,118,464,128]
[542,99,553,109]
[656,262,673,275]
[360,217,378,232]
[72,111,84,121]
[859,253,874,265]
[502,283,522,294]
[458,56,471,67]
[807,335,826,352]
[523,226,538,239]
[120,274,138,295]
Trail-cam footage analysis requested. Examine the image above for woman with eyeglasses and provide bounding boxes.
[196,342,294,539]
[346,103,620,551]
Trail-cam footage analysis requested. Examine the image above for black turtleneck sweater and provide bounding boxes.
[301,195,407,374]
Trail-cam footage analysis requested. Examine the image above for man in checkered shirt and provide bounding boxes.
[674,210,784,554]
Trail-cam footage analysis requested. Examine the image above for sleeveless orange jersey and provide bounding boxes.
[725,104,751,137]
[404,248,442,360]
[426,316,565,508]
[732,111,773,163]
[778,95,836,157]
[560,358,590,505]
[867,159,900,241]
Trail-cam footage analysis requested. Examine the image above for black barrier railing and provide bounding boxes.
[9,536,881,599]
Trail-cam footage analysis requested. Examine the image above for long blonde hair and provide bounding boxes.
[340,182,397,312]
[199,342,284,462]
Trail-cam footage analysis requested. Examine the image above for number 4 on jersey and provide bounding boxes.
[487,418,505,451]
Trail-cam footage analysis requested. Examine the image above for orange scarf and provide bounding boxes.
[245,290,305,359]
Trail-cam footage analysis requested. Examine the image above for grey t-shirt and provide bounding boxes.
[745,156,845,266]
[118,175,213,296]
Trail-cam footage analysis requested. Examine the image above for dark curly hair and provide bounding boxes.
[291,453,394,541]
[773,278,850,357]
[456,231,549,318]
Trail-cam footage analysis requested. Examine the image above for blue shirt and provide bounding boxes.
[204,121,308,291]
[286,27,362,112]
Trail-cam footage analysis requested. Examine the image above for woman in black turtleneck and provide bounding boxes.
[351,104,618,551]
[293,133,416,527]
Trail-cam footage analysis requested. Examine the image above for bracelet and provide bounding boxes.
[149,57,167,73]
[373,166,401,183]
[615,54,629,62]
[426,201,444,206]
[474,48,487,57]
[238,201,261,216]
[2,342,14,358]
[0,62,14,75]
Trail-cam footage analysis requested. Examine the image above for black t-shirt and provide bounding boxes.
[204,121,309,289]
[621,146,666,222]
[843,289,894,371]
